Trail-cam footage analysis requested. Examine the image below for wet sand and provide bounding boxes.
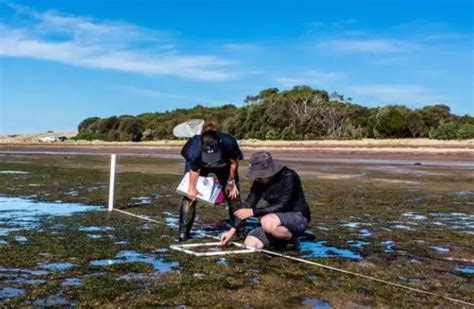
[1,143,473,166]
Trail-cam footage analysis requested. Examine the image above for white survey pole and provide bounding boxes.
[108,154,116,211]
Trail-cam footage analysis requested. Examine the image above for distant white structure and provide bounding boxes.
[38,136,56,143]
[173,119,204,138]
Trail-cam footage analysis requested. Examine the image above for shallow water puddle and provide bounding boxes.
[131,196,152,205]
[430,246,450,253]
[301,297,332,308]
[0,287,26,299]
[455,266,474,275]
[66,190,79,196]
[30,293,78,306]
[299,241,362,260]
[90,250,179,272]
[398,276,421,283]
[118,273,148,281]
[402,211,474,235]
[163,211,180,228]
[455,190,474,197]
[340,222,361,228]
[251,276,260,285]
[61,278,82,286]
[193,273,205,279]
[80,225,115,239]
[0,171,28,174]
[0,196,103,236]
[358,229,372,237]
[391,224,416,231]
[0,267,49,277]
[38,262,76,272]
[306,272,318,281]
[347,240,370,248]
[14,236,27,243]
[402,212,427,220]
[380,240,394,253]
[216,258,229,265]
[79,226,114,232]
[6,278,46,285]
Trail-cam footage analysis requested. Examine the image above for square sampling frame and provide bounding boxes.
[170,242,256,256]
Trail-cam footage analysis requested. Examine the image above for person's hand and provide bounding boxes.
[187,187,202,201]
[234,208,254,220]
[220,228,236,245]
[225,184,239,200]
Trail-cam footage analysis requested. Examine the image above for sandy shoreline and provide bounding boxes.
[1,142,473,165]
[1,133,473,164]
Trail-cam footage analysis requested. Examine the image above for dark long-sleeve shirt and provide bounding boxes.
[244,167,311,221]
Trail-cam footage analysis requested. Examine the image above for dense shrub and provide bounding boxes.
[429,122,460,139]
[74,86,472,141]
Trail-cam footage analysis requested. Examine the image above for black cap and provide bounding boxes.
[201,145,223,167]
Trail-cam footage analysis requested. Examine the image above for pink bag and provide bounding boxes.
[213,178,226,205]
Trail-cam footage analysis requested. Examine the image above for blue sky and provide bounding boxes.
[0,0,473,134]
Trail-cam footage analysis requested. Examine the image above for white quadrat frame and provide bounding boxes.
[107,154,256,257]
[170,242,256,256]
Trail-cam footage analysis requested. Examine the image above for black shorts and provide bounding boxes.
[247,212,308,247]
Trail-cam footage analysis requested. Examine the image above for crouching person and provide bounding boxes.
[221,151,310,248]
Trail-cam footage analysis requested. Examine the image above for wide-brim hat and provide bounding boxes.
[245,151,284,179]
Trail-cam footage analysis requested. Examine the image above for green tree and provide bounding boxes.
[456,123,474,139]
[407,111,426,137]
[374,106,410,138]
[78,117,100,133]
[117,117,145,141]
[421,105,451,129]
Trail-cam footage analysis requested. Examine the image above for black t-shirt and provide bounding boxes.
[244,167,311,221]
[181,132,243,172]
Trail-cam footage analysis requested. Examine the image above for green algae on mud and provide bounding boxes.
[0,153,473,307]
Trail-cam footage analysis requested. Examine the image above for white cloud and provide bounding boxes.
[349,84,448,107]
[0,3,235,81]
[423,32,470,42]
[311,19,358,29]
[320,39,418,54]
[275,70,346,88]
[121,85,235,107]
[222,43,260,52]
[121,85,185,100]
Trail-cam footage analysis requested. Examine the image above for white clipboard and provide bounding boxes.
[176,172,223,205]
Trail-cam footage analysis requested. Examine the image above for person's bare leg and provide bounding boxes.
[244,235,264,249]
[261,214,292,240]
[271,225,293,240]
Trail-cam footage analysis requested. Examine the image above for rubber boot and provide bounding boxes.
[178,198,196,242]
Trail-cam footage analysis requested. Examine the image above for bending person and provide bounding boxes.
[221,151,310,248]
[178,121,243,241]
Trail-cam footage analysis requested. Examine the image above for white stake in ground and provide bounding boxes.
[108,154,116,212]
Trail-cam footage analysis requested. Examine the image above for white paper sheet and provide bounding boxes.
[176,172,222,205]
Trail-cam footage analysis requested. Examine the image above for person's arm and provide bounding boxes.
[232,182,263,223]
[253,175,295,217]
[181,137,202,201]
[228,158,238,182]
[187,168,201,201]
[243,182,262,209]
[225,159,239,199]
[222,182,262,245]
